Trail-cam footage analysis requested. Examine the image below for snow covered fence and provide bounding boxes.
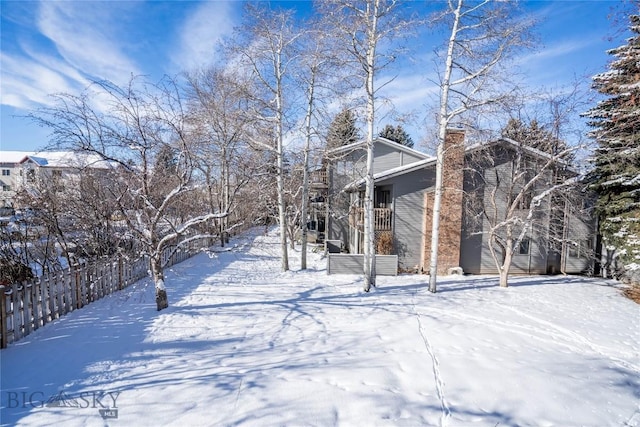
[0,238,215,349]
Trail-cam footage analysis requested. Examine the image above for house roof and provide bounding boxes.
[344,156,437,192]
[26,156,49,166]
[0,151,34,165]
[327,137,430,160]
[18,151,114,169]
[343,137,576,192]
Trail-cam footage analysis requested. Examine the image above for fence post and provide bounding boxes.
[40,276,48,326]
[12,282,22,342]
[118,256,123,290]
[64,269,72,314]
[31,280,41,331]
[56,271,64,319]
[47,274,56,320]
[0,285,7,349]
[23,282,32,336]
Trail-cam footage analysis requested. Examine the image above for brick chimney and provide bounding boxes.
[422,128,465,274]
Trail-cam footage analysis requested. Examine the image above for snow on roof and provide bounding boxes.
[18,151,114,169]
[0,151,34,164]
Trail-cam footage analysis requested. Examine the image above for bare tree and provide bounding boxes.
[228,4,304,272]
[462,82,594,287]
[320,0,413,292]
[464,138,587,288]
[13,164,128,273]
[30,76,226,310]
[184,67,258,246]
[297,19,338,270]
[426,0,532,292]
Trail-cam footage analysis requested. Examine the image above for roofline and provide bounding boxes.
[343,137,578,191]
[327,136,430,160]
[467,137,576,172]
[16,153,116,170]
[344,157,437,192]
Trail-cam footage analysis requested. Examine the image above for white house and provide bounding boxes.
[0,151,113,208]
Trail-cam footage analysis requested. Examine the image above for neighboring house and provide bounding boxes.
[0,151,32,208]
[326,131,596,275]
[0,150,113,208]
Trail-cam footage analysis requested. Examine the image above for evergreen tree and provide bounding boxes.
[501,118,563,155]
[153,145,178,175]
[585,14,640,275]
[378,124,414,148]
[326,109,361,151]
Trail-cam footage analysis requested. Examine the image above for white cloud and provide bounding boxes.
[521,38,594,64]
[37,1,141,86]
[0,52,79,109]
[1,1,147,112]
[172,1,238,72]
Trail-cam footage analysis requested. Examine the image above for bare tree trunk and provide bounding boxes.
[499,230,513,287]
[429,0,461,293]
[151,255,168,311]
[300,77,315,270]
[363,0,380,292]
[276,100,289,271]
[499,266,510,287]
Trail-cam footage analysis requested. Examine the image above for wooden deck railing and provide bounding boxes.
[310,170,328,187]
[349,207,392,231]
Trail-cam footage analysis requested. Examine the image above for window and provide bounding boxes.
[1,169,10,176]
[568,243,578,258]
[518,238,530,255]
[1,185,11,192]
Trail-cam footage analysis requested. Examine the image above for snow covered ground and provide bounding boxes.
[1,229,639,427]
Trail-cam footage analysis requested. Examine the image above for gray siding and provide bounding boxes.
[460,151,551,275]
[400,151,425,165]
[327,254,398,275]
[377,168,436,271]
[562,207,596,274]
[372,141,428,174]
[373,143,402,174]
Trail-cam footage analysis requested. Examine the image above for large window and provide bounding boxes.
[1,185,11,192]
[1,169,10,176]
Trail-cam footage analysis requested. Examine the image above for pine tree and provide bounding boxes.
[326,109,361,151]
[378,124,414,148]
[501,118,563,155]
[585,14,640,275]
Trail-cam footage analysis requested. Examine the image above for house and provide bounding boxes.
[0,151,32,208]
[0,150,114,209]
[325,131,596,275]
[325,137,430,251]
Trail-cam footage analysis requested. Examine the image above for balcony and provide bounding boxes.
[310,170,328,188]
[349,207,392,231]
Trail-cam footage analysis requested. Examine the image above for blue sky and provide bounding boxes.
[0,0,631,152]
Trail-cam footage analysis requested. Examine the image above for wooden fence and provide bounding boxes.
[0,238,214,349]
